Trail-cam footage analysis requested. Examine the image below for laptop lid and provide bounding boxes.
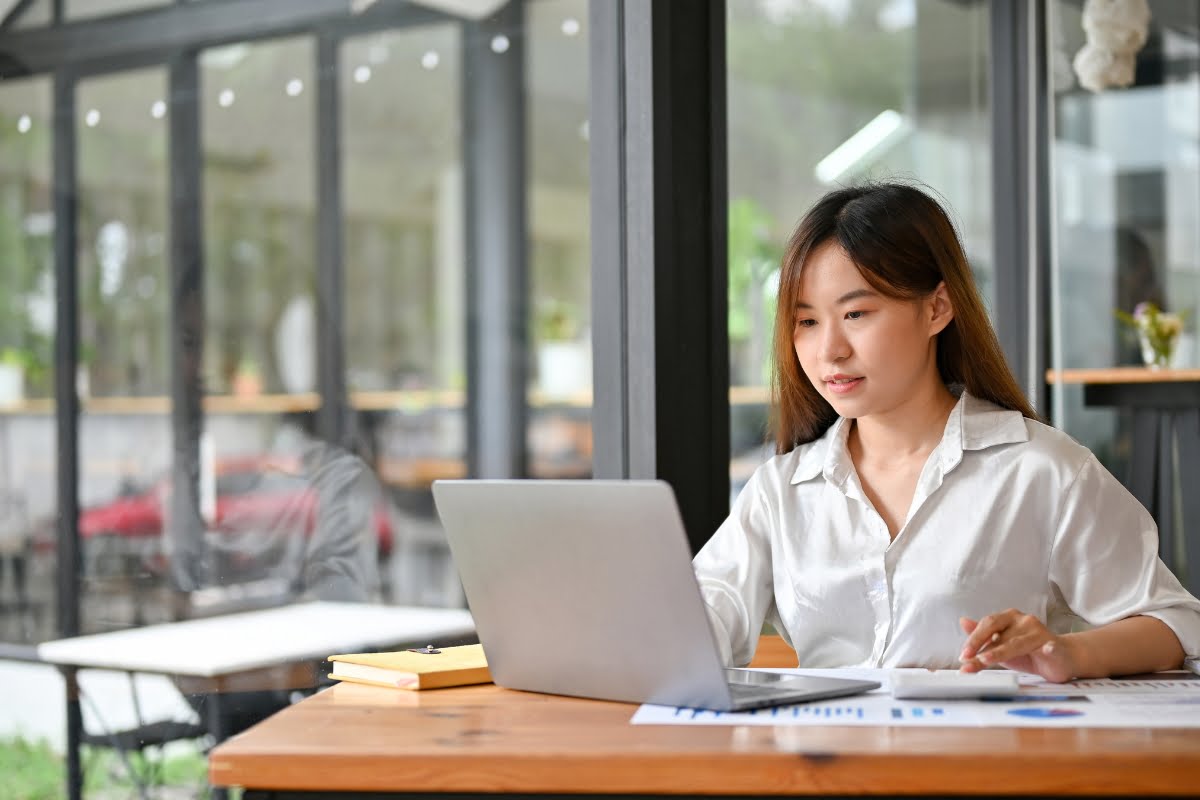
[433,479,881,712]
[432,479,734,709]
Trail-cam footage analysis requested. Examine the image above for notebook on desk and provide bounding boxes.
[431,479,879,711]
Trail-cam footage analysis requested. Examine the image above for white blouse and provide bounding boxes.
[694,391,1200,669]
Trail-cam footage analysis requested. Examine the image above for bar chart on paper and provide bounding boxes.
[634,699,972,726]
[631,670,1200,727]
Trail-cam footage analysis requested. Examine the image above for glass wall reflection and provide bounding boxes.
[725,0,992,500]
[527,0,592,480]
[342,24,465,607]
[0,1,595,643]
[76,67,172,633]
[199,38,388,611]
[1046,1,1199,590]
[1048,0,1200,465]
[0,76,54,643]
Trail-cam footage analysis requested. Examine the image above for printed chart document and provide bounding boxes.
[630,668,1200,728]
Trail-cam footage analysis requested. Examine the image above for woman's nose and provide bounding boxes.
[820,325,850,362]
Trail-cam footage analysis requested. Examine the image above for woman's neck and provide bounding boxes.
[849,382,959,466]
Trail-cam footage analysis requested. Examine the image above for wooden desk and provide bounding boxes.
[1046,368,1200,594]
[209,635,1200,798]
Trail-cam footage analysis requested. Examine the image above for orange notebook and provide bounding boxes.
[328,643,491,691]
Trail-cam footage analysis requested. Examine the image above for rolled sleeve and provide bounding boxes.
[1049,455,1200,657]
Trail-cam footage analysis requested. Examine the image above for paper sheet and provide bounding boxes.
[630,668,1200,728]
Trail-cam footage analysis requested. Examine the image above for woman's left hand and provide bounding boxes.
[959,610,1081,683]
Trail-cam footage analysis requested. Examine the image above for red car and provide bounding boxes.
[78,458,394,582]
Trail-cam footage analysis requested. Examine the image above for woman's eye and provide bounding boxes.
[845,310,867,321]
[795,318,816,328]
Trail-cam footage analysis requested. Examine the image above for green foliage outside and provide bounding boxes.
[0,112,53,396]
[0,736,219,800]
[728,197,781,342]
[728,197,783,386]
[534,297,582,343]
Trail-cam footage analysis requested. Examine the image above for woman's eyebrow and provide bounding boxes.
[795,289,879,309]
[835,289,879,304]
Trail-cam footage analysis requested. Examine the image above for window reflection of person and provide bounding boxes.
[215,412,380,602]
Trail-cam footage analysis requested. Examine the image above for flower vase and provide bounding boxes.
[1138,330,1174,370]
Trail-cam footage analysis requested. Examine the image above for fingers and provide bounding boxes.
[973,630,1047,666]
[958,616,978,635]
[959,610,1018,660]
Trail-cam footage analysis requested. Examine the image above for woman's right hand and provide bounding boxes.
[958,611,1082,683]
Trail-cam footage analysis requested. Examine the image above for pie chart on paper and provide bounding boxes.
[1006,707,1085,719]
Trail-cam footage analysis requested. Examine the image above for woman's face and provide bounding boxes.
[791,241,951,420]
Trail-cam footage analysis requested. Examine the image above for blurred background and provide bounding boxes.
[0,0,1197,793]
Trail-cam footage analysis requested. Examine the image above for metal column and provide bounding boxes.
[464,0,528,479]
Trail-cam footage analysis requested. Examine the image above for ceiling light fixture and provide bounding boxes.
[814,109,910,185]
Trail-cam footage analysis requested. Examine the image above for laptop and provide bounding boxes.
[431,479,880,711]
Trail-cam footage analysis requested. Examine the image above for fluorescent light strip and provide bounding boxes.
[814,109,908,184]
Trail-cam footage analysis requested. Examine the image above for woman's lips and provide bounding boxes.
[825,376,864,394]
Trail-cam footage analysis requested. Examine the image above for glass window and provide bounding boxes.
[341,25,464,606]
[202,39,315,401]
[76,67,171,632]
[1046,1,1199,473]
[726,0,992,500]
[200,38,383,609]
[0,75,53,643]
[527,0,591,479]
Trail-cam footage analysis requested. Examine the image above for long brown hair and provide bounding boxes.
[771,181,1037,454]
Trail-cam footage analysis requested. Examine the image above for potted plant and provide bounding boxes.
[1115,302,1187,369]
[0,347,26,405]
[534,298,590,399]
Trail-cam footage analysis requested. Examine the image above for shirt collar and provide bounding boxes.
[788,390,1029,486]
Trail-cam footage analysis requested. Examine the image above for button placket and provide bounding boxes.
[864,519,892,665]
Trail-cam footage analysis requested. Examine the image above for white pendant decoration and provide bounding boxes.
[1072,0,1151,92]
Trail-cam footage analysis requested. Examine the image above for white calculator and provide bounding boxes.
[889,670,1020,699]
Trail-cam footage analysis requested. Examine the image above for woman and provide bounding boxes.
[694,181,1200,682]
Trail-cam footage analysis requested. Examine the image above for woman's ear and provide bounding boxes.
[928,281,955,336]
